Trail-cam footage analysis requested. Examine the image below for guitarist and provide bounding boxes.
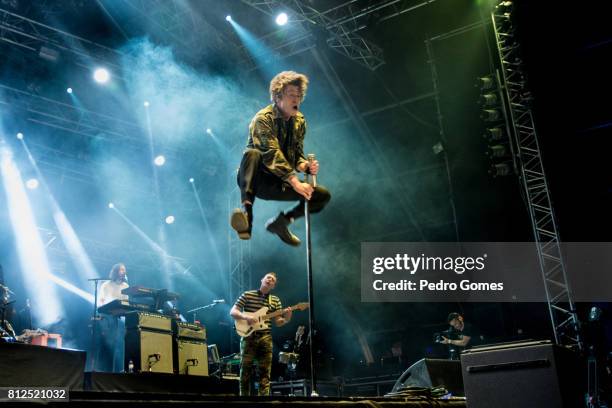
[230,272,293,396]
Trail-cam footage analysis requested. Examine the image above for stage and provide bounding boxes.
[0,0,610,406]
[62,393,467,407]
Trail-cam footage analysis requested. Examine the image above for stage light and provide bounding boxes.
[226,15,232,22]
[93,68,110,84]
[496,1,513,13]
[16,132,24,140]
[165,215,175,225]
[481,109,501,122]
[484,127,504,141]
[108,202,114,209]
[432,142,444,155]
[589,306,602,322]
[479,93,498,106]
[476,76,495,91]
[206,128,212,135]
[144,101,150,107]
[25,178,39,189]
[489,162,513,177]
[275,12,288,26]
[487,144,510,158]
[154,155,166,166]
[66,87,73,94]
[189,177,194,183]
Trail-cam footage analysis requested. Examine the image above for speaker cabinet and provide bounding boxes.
[174,338,208,376]
[391,358,464,397]
[125,329,173,374]
[460,340,583,408]
[126,312,172,331]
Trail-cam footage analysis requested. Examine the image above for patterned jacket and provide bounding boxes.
[247,104,308,182]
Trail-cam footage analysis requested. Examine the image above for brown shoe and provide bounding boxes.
[265,213,300,246]
[231,208,251,240]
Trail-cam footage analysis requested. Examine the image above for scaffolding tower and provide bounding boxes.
[491,1,581,350]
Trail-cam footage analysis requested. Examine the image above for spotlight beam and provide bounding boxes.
[109,205,216,299]
[189,180,223,276]
[1,144,63,325]
[19,138,99,284]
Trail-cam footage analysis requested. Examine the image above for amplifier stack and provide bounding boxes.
[173,321,208,376]
[125,312,174,374]
[124,312,209,376]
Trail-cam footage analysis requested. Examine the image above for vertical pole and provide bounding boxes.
[89,280,100,372]
[425,38,460,242]
[305,154,317,397]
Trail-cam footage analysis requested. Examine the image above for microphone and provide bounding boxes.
[148,353,161,361]
[213,299,225,304]
[307,153,317,188]
[186,358,199,366]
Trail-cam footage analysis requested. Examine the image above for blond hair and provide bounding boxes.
[269,71,309,103]
[264,272,277,280]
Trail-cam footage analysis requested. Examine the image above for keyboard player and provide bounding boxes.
[98,263,129,372]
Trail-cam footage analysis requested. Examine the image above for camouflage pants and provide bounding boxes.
[240,332,273,396]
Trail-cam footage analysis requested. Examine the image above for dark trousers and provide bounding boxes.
[99,315,125,372]
[240,332,273,396]
[237,149,331,219]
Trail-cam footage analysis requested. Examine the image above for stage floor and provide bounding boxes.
[45,391,468,407]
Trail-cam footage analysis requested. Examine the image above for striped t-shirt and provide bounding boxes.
[234,290,282,333]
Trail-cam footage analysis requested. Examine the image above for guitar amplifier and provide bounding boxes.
[125,329,173,374]
[173,321,206,341]
[125,312,172,332]
[174,338,208,376]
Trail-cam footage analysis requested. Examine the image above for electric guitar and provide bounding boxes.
[235,302,309,337]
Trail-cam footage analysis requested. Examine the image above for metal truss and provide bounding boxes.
[238,25,316,70]
[0,83,207,216]
[227,184,251,351]
[121,0,203,50]
[0,7,125,72]
[39,227,191,277]
[0,83,143,146]
[240,0,438,71]
[492,2,581,350]
[241,0,383,70]
[99,0,249,66]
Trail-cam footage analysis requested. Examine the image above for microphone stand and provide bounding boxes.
[0,300,16,339]
[88,278,109,372]
[186,301,223,324]
[25,299,32,330]
[305,153,318,397]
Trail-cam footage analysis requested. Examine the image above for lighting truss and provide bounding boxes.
[0,83,208,216]
[40,226,192,276]
[0,7,125,72]
[241,0,383,70]
[240,0,438,70]
[491,2,582,350]
[227,185,251,351]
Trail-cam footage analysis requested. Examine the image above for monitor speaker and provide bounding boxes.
[391,358,464,396]
[460,340,583,408]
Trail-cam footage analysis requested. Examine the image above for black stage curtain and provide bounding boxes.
[85,372,239,395]
[0,342,86,390]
